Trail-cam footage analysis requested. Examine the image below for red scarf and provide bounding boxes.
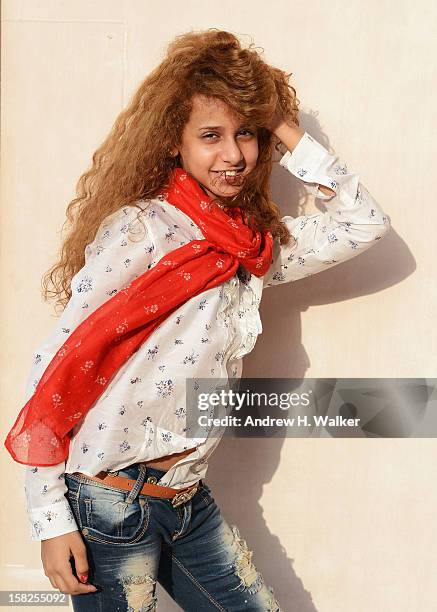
[4,167,273,466]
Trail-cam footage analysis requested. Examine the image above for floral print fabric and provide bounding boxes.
[21,132,391,540]
[4,167,272,467]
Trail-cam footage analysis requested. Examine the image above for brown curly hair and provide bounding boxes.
[43,28,301,311]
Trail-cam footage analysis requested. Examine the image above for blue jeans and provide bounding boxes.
[65,463,282,611]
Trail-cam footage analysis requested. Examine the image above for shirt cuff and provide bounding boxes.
[28,498,79,541]
[279,131,339,200]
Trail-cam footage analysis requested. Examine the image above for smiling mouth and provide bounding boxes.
[212,168,245,186]
[212,171,244,189]
[212,169,245,179]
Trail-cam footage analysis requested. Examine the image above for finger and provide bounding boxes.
[52,573,71,595]
[46,575,59,591]
[54,572,97,596]
[55,568,97,595]
[70,545,90,583]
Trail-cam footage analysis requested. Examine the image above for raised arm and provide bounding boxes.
[263,124,391,287]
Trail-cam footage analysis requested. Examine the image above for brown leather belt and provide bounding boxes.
[74,470,199,507]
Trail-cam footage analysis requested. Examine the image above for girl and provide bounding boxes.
[5,28,390,611]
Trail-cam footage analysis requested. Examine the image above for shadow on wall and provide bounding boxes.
[195,116,414,611]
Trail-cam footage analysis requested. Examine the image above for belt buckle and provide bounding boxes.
[171,484,198,507]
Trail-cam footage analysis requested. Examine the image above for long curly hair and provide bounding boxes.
[43,28,301,311]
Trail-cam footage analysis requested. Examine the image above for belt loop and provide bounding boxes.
[125,463,148,505]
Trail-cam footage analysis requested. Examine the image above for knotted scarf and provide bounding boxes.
[4,167,273,466]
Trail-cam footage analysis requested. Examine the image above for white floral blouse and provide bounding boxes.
[23,132,391,540]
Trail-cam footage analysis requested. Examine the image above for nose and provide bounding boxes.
[220,136,244,165]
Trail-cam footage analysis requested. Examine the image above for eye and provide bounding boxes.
[201,129,255,140]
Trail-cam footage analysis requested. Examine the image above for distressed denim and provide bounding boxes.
[65,463,281,611]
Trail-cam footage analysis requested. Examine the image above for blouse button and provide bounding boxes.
[81,528,89,535]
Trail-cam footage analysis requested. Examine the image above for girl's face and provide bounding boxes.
[172,94,259,200]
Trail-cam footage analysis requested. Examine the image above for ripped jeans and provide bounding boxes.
[65,463,281,611]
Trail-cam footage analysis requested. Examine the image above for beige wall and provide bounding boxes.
[2,1,436,610]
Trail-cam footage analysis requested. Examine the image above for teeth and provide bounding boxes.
[225,170,238,176]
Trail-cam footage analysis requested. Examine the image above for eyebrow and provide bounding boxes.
[197,125,249,131]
